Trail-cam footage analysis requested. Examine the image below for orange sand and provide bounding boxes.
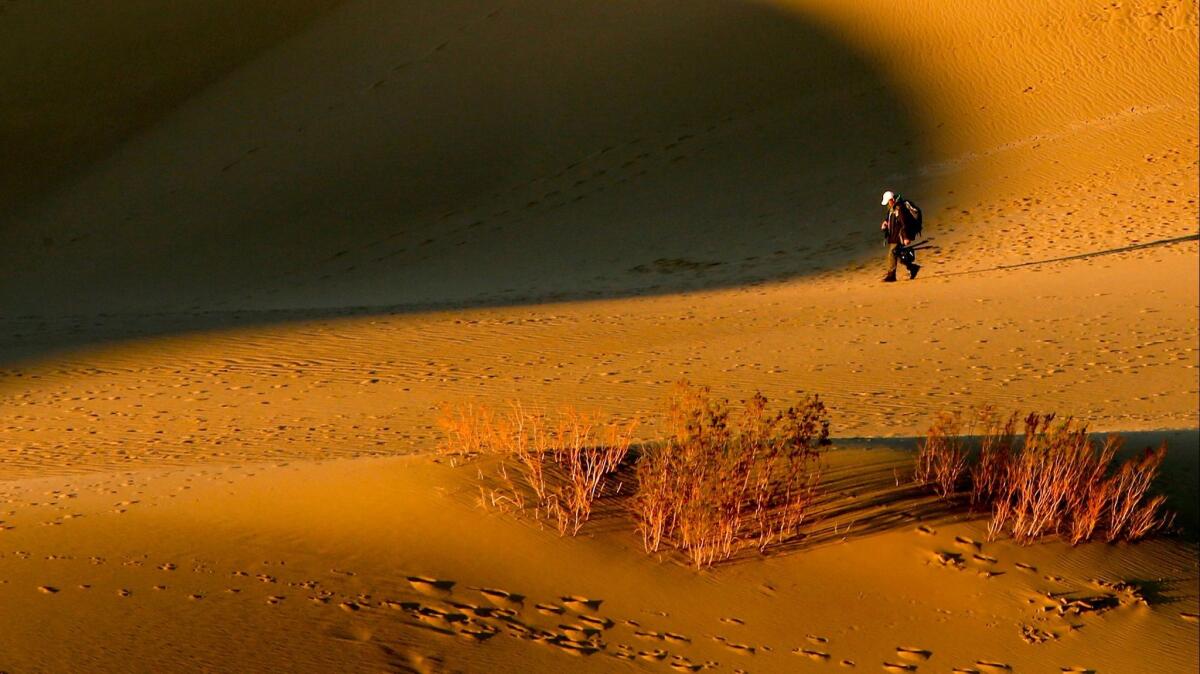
[0,1,1196,671]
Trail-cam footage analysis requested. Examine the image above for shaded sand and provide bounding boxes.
[1,0,1195,317]
[0,447,1196,673]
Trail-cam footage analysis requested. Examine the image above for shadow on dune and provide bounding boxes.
[836,431,1200,540]
[0,0,931,364]
[0,0,345,221]
[587,430,1198,567]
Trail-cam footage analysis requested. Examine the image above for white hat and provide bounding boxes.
[881,190,895,206]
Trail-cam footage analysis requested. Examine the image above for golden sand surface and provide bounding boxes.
[0,1,1196,671]
[1,448,1196,673]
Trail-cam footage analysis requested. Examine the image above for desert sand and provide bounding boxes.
[1,0,1197,672]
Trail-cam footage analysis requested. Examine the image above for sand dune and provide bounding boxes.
[1,0,925,316]
[0,0,1195,451]
[0,0,1197,672]
[1,449,1196,672]
[0,0,341,218]
[3,0,1192,320]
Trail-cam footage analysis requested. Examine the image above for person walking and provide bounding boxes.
[879,189,921,282]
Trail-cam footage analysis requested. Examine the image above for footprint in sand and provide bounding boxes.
[795,648,830,661]
[557,624,600,641]
[37,585,59,594]
[579,614,615,630]
[720,616,745,625]
[897,647,933,661]
[1181,612,1200,623]
[637,649,668,661]
[934,551,966,569]
[406,575,454,595]
[712,636,756,655]
[443,601,482,616]
[609,644,637,660]
[476,587,524,607]
[118,588,132,597]
[560,595,602,611]
[807,634,829,644]
[916,524,936,536]
[414,605,469,628]
[1014,562,1037,573]
[883,663,917,672]
[975,661,1013,672]
[840,659,856,667]
[454,624,498,642]
[954,535,982,550]
[479,606,518,620]
[535,602,565,615]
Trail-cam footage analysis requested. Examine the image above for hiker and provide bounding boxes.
[879,189,922,282]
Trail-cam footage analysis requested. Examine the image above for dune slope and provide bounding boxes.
[1,450,1196,673]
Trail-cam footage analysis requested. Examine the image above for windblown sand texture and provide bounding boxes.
[0,1,1197,672]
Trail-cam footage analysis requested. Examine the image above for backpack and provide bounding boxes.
[900,199,923,240]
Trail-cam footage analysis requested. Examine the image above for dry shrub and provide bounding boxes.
[914,410,1173,545]
[917,407,1020,502]
[991,414,1115,544]
[990,414,1174,544]
[969,409,1018,508]
[914,411,969,498]
[631,381,829,568]
[439,382,830,568]
[545,408,637,535]
[1101,443,1170,543]
[436,402,497,462]
[436,401,636,536]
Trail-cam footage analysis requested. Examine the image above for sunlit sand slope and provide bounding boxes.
[1,255,1195,478]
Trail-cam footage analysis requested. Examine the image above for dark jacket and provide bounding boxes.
[883,198,916,245]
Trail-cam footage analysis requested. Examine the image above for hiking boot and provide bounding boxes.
[881,272,897,283]
[908,264,921,280]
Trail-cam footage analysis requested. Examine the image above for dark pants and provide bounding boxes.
[886,243,917,277]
